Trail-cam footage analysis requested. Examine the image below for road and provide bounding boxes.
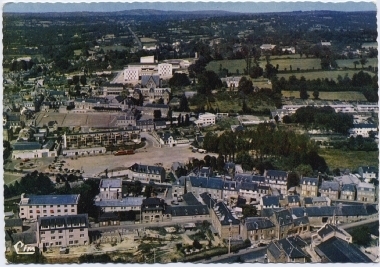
[128,26,142,49]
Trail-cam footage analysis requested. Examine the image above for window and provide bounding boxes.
[57,205,60,207]
[51,236,56,240]
[64,209,68,212]
[50,205,53,208]
[59,236,63,239]
[58,230,63,233]
[57,210,61,212]
[43,205,46,208]
[71,205,74,207]
[71,209,75,212]
[43,210,47,214]
[69,241,73,245]
[69,235,74,238]
[69,229,73,233]
[74,240,79,244]
[64,205,67,207]
[41,231,45,235]
[36,205,39,208]
[30,210,33,213]
[80,234,84,238]
[51,231,55,234]
[80,228,84,232]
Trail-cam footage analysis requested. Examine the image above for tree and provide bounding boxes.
[242,205,257,218]
[287,172,300,188]
[313,90,319,99]
[179,94,189,112]
[153,110,162,119]
[353,61,359,69]
[238,76,253,95]
[351,226,371,246]
[72,75,80,85]
[80,75,87,86]
[168,73,191,87]
[300,88,309,100]
[360,57,368,69]
[295,164,313,177]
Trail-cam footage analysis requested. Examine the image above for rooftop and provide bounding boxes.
[22,194,80,205]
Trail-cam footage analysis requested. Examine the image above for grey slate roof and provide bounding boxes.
[300,177,318,185]
[213,201,240,225]
[235,174,265,183]
[317,224,347,238]
[182,192,202,206]
[293,216,309,226]
[38,214,89,230]
[277,236,308,258]
[265,170,287,178]
[11,232,37,245]
[95,197,143,207]
[320,181,340,191]
[5,218,23,228]
[189,176,224,190]
[13,142,42,150]
[341,184,356,192]
[130,163,164,174]
[245,217,275,230]
[167,205,209,217]
[304,205,368,217]
[23,194,80,205]
[141,75,160,88]
[286,195,300,204]
[274,209,293,226]
[262,195,280,207]
[200,192,216,208]
[315,237,372,262]
[100,178,122,188]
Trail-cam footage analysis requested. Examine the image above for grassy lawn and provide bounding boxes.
[258,58,321,71]
[101,45,129,52]
[277,70,375,81]
[4,172,24,185]
[281,91,367,101]
[206,57,321,74]
[336,58,378,69]
[74,49,82,56]
[319,148,379,171]
[140,37,157,43]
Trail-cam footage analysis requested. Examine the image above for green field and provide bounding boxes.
[259,58,321,71]
[319,149,379,171]
[140,37,157,43]
[336,58,378,69]
[282,91,367,101]
[207,57,321,74]
[277,70,375,81]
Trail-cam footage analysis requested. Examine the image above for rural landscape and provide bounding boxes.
[2,2,379,264]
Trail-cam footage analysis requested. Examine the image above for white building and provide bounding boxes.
[158,63,173,78]
[349,123,377,137]
[19,194,80,220]
[123,68,140,83]
[98,179,122,200]
[195,113,216,127]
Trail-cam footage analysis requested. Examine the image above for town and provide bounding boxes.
[3,3,379,264]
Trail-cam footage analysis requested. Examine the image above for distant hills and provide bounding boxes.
[4,9,241,18]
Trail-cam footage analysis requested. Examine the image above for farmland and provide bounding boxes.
[277,70,375,81]
[206,56,322,74]
[336,58,378,69]
[281,91,368,101]
[319,149,379,171]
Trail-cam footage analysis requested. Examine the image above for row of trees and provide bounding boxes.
[203,123,328,173]
[272,71,378,102]
[283,106,354,134]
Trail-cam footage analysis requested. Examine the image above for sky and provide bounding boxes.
[2,1,377,13]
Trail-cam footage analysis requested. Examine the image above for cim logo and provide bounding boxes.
[13,241,36,255]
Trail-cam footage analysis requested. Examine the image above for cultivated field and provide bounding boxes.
[319,149,379,171]
[35,113,118,128]
[206,56,321,74]
[277,70,375,81]
[336,58,378,69]
[140,37,157,43]
[281,91,367,101]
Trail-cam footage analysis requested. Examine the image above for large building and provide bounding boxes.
[264,170,288,195]
[300,177,319,197]
[194,113,216,127]
[129,163,166,183]
[98,178,123,200]
[19,194,80,220]
[36,214,89,249]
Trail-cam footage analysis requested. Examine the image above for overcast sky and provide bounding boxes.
[3,1,377,13]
